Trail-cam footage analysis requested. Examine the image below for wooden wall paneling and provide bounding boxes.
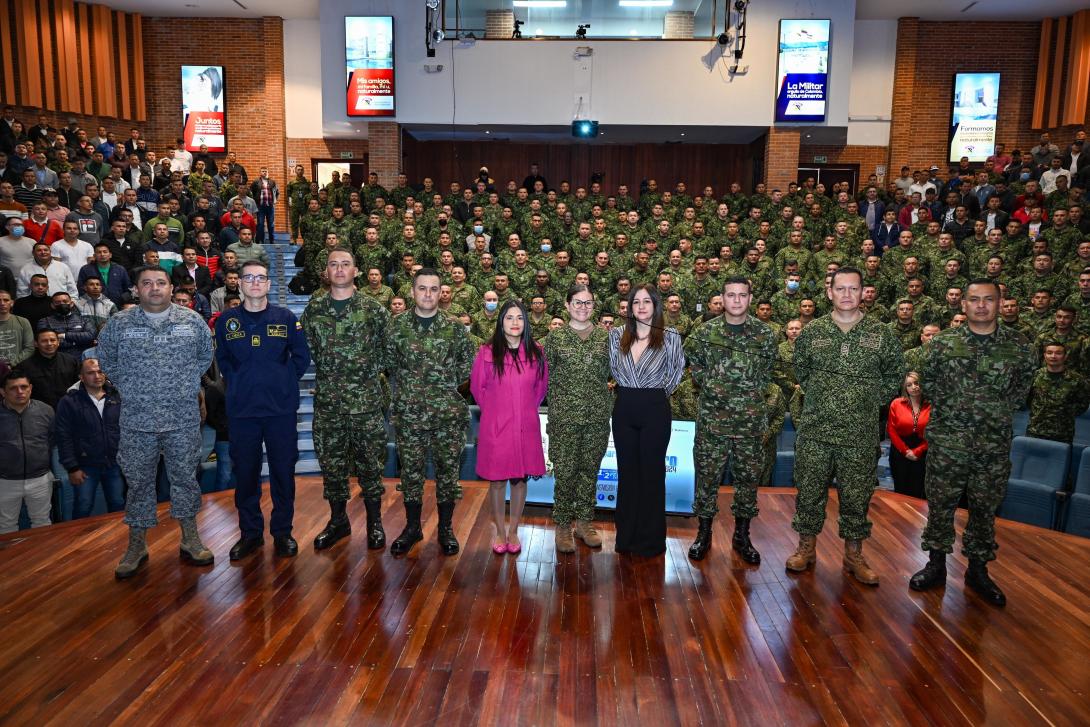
[1048,16,1068,128]
[131,13,145,121]
[114,10,130,120]
[1065,10,1090,125]
[92,4,117,117]
[15,0,42,108]
[56,0,81,113]
[0,0,16,100]
[37,0,56,109]
[77,2,94,113]
[1033,18,1053,129]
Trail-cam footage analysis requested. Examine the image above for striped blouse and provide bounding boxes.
[608,326,686,393]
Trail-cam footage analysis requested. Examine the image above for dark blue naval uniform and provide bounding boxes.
[214,303,310,538]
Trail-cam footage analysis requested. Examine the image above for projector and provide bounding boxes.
[571,120,599,138]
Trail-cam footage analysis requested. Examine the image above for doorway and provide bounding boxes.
[797,165,859,195]
[311,160,369,188]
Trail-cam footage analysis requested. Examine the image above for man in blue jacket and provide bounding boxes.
[54,357,123,519]
[215,259,310,560]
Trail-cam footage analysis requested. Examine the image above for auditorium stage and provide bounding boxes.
[1,481,1088,726]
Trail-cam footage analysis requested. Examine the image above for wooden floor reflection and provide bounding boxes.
[1,481,1088,726]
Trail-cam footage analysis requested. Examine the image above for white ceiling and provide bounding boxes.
[90,0,1089,21]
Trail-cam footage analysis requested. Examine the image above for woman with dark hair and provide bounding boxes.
[470,299,549,555]
[607,283,686,556]
[543,284,612,554]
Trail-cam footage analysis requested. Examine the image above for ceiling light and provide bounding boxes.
[619,0,673,7]
[535,28,543,34]
[513,1,567,7]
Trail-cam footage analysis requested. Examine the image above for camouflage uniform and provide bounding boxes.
[286,176,311,238]
[360,283,395,309]
[384,311,475,504]
[1026,367,1090,443]
[670,369,699,420]
[919,325,1036,561]
[685,315,776,520]
[301,291,390,502]
[543,325,612,526]
[759,384,787,488]
[792,314,904,540]
[95,305,213,529]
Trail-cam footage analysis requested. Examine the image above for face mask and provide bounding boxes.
[1020,172,1031,181]
[484,301,498,313]
[473,225,484,235]
[786,280,800,292]
[540,244,552,253]
[438,219,447,226]
[11,225,24,237]
[56,304,73,314]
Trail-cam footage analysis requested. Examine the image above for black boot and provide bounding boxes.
[731,518,761,565]
[389,502,423,555]
[965,559,1006,607]
[229,535,265,561]
[363,499,386,550]
[688,517,713,561]
[313,500,351,551]
[909,550,947,591]
[437,501,460,556]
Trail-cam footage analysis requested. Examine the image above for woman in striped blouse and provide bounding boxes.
[608,284,686,556]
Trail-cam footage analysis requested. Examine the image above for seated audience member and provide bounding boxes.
[79,242,131,305]
[17,327,79,409]
[0,215,36,273]
[170,245,213,297]
[54,357,123,519]
[75,276,116,332]
[0,288,35,367]
[1026,342,1090,444]
[36,292,95,355]
[13,274,55,330]
[887,371,930,499]
[0,370,55,533]
[18,241,78,298]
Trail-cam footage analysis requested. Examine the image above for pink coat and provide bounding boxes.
[470,344,549,481]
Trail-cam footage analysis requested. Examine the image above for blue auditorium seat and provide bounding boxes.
[469,405,481,442]
[383,442,399,478]
[460,444,478,480]
[1071,406,1090,470]
[1012,408,1029,437]
[999,436,1070,529]
[1063,447,1090,538]
[772,451,795,487]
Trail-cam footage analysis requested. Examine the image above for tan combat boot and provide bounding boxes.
[843,539,879,585]
[114,527,148,580]
[785,534,817,572]
[555,525,576,554]
[573,520,602,548]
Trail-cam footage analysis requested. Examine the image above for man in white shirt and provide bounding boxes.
[18,241,78,297]
[908,169,937,198]
[170,139,193,174]
[100,178,120,212]
[51,220,95,280]
[1039,157,1071,195]
[0,215,35,273]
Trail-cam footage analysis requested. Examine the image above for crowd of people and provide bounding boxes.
[1,107,1089,607]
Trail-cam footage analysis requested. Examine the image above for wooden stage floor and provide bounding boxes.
[1,480,1088,726]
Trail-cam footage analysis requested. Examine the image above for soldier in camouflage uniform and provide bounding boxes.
[684,276,776,563]
[1026,342,1090,443]
[759,383,787,488]
[301,250,391,551]
[383,268,476,556]
[286,165,311,241]
[911,280,1037,607]
[787,267,904,584]
[543,285,613,553]
[96,266,215,579]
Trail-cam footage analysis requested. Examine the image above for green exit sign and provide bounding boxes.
[813,155,828,164]
[339,151,355,160]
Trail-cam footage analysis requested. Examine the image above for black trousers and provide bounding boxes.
[889,433,927,499]
[612,387,672,557]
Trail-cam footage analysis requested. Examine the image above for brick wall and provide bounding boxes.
[763,128,801,190]
[799,144,891,184]
[485,10,515,40]
[367,122,402,188]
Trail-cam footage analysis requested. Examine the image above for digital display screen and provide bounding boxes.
[775,19,831,123]
[346,16,395,117]
[949,72,1000,163]
[182,65,226,152]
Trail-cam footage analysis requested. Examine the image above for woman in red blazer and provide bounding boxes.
[887,371,930,498]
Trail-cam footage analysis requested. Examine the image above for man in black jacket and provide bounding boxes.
[35,292,95,356]
[54,357,124,519]
[0,370,55,533]
[12,274,54,330]
[17,328,79,409]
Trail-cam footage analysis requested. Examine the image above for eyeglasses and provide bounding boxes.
[241,274,269,283]
[571,300,595,309]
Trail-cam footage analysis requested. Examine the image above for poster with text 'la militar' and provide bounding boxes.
[346,16,395,117]
[775,19,830,124]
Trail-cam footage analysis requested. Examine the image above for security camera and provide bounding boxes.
[717,32,730,45]
[734,0,749,11]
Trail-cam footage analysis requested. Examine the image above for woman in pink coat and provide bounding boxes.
[470,300,549,555]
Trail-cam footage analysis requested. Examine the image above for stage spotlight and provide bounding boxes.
[571,120,599,138]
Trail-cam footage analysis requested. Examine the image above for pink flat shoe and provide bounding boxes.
[506,541,521,555]
[492,540,507,555]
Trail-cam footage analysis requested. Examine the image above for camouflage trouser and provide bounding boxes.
[693,428,763,520]
[313,407,387,502]
[921,442,1009,562]
[394,416,466,504]
[289,206,304,238]
[118,427,203,529]
[759,437,777,488]
[548,417,610,526]
[792,435,878,540]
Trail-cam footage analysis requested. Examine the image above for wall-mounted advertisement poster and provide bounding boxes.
[949,72,1000,163]
[346,16,395,117]
[775,19,831,124]
[181,66,226,153]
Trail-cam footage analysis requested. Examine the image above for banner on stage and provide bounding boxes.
[774,19,830,124]
[949,72,1000,163]
[346,16,395,117]
[181,66,226,153]
[523,414,696,515]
